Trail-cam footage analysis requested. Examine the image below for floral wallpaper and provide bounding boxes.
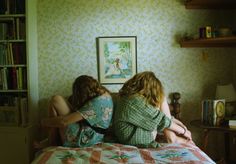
[37,0,235,158]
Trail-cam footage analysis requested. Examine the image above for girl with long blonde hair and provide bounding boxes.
[114,71,192,147]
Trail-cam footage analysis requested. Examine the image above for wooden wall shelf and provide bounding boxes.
[185,0,236,9]
[180,36,236,47]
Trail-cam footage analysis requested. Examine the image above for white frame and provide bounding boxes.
[97,36,137,84]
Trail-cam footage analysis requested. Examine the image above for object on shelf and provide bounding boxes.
[199,26,212,39]
[201,99,225,126]
[218,28,232,37]
[216,84,236,117]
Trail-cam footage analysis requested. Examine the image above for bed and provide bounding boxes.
[32,142,215,164]
[31,93,216,164]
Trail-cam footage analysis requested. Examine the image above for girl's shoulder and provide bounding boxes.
[89,92,113,104]
[120,94,159,111]
[98,92,112,99]
[118,94,146,106]
[122,94,145,101]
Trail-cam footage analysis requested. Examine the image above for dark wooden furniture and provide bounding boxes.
[190,119,236,163]
[180,36,236,48]
[185,0,236,9]
[181,0,236,48]
[170,92,181,119]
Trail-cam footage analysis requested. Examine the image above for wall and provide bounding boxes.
[37,0,235,159]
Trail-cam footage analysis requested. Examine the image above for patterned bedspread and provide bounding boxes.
[31,142,215,164]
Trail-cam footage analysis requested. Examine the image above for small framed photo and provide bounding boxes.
[96,36,137,84]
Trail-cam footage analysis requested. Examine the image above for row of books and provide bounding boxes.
[0,0,25,14]
[201,99,225,126]
[0,67,27,90]
[0,42,26,65]
[0,17,26,40]
[0,94,17,106]
[0,96,28,127]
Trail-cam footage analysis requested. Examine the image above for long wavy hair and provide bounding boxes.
[68,75,109,111]
[119,71,164,108]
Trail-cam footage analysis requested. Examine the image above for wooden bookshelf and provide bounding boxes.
[185,0,236,9]
[0,0,28,131]
[180,36,236,47]
[0,0,38,163]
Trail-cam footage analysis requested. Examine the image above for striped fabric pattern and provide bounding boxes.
[113,95,171,148]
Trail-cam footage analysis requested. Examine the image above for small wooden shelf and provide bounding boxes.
[0,89,27,92]
[180,36,236,47]
[0,14,25,18]
[185,0,236,9]
[0,64,27,67]
[0,40,26,43]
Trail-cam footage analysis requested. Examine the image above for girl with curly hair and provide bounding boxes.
[113,71,192,148]
[39,75,113,148]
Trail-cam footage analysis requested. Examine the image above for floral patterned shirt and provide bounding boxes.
[63,93,113,147]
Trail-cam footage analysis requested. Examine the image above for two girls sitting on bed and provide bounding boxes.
[38,72,192,149]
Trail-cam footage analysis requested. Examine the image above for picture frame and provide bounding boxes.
[96,36,137,84]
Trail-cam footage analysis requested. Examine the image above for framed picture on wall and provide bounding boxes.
[96,36,137,84]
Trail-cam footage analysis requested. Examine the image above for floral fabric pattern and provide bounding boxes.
[63,93,113,147]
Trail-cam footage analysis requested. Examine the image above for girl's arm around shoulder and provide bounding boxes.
[41,112,84,128]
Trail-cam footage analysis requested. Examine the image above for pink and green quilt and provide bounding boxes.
[32,142,215,164]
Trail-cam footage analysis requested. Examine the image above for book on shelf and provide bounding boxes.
[1,43,26,65]
[0,44,7,65]
[0,67,26,90]
[0,17,25,41]
[20,97,28,127]
[8,67,17,89]
[0,17,15,40]
[19,18,25,39]
[14,17,25,40]
[0,97,20,126]
[15,0,25,14]
[201,100,214,126]
[0,96,28,126]
[0,0,6,14]
[7,42,14,64]
[0,0,25,14]
[0,23,8,40]
[1,67,8,90]
[5,0,10,14]
[15,18,20,40]
[16,67,22,89]
[0,69,2,89]
[201,99,225,126]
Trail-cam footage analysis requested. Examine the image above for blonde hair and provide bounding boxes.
[119,71,164,107]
